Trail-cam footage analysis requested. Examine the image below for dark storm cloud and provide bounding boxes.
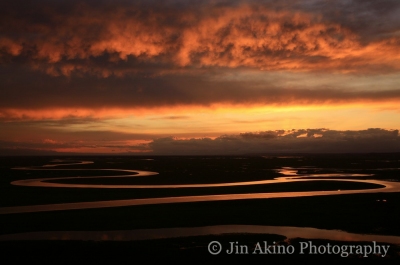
[150,129,400,155]
[302,0,400,42]
[1,0,400,114]
[1,0,400,74]
[1,65,400,113]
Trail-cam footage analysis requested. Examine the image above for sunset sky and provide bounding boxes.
[1,0,400,155]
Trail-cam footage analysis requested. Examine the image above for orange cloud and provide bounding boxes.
[1,3,400,76]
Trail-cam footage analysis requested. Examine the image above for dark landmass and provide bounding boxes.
[2,235,399,263]
[1,192,400,236]
[0,154,399,262]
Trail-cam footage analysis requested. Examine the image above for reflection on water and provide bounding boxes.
[277,167,374,178]
[1,225,399,244]
[1,160,400,215]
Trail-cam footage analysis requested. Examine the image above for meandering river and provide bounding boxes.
[1,160,400,214]
[1,160,400,244]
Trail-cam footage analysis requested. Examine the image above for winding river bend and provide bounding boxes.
[1,160,400,215]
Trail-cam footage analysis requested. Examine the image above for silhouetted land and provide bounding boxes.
[0,154,399,261]
[2,235,400,263]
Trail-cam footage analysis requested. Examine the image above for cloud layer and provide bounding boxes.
[2,128,398,155]
[1,0,400,77]
[1,0,400,117]
[150,129,400,155]
[1,67,400,121]
[1,1,399,154]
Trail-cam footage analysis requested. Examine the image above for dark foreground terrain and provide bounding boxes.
[2,235,400,263]
[0,154,399,262]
